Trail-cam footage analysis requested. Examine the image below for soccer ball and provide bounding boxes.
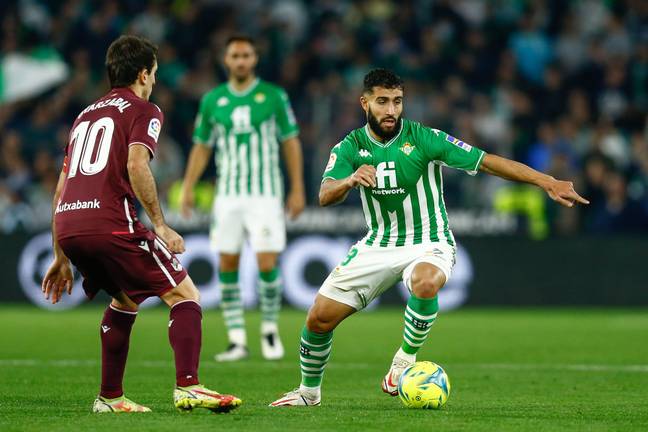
[397,361,451,409]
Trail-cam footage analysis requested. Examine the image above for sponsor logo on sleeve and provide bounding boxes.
[148,118,161,142]
[445,134,472,152]
[325,153,337,172]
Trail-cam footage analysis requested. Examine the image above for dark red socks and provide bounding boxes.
[168,300,202,387]
[99,305,137,399]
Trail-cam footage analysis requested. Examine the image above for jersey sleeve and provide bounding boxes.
[274,88,299,141]
[322,137,355,182]
[420,126,485,175]
[192,93,216,147]
[129,103,164,158]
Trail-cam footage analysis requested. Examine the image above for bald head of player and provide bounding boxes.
[106,35,158,101]
[360,68,404,142]
[223,35,258,84]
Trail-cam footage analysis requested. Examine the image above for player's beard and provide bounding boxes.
[232,66,253,83]
[367,107,401,141]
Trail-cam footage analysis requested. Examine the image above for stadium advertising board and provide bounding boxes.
[2,227,646,308]
[9,232,472,310]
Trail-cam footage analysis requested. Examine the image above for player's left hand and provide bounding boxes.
[154,224,186,254]
[544,178,590,208]
[286,188,306,219]
[42,258,74,304]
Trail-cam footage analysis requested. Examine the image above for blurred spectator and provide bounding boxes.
[509,12,554,84]
[555,14,587,74]
[587,171,648,232]
[0,0,645,236]
[526,122,575,174]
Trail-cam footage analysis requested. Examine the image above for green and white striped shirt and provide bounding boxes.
[193,79,299,197]
[323,119,485,247]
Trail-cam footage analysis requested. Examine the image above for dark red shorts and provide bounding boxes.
[59,231,188,304]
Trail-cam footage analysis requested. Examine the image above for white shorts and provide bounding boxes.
[319,242,456,310]
[210,196,286,254]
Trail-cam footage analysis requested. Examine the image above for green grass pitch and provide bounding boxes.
[1,305,647,431]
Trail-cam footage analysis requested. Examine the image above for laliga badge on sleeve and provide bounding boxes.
[325,153,337,171]
[148,118,161,142]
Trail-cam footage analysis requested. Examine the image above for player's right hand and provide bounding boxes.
[347,164,377,188]
[155,224,186,254]
[179,185,194,219]
[42,258,74,305]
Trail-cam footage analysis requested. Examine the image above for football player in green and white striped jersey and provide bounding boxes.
[180,36,305,362]
[270,69,588,406]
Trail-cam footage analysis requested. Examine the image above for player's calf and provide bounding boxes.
[384,263,444,391]
[259,266,284,360]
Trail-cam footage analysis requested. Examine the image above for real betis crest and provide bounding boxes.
[254,92,266,103]
[400,142,415,155]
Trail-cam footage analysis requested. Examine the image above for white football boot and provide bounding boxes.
[269,388,321,407]
[382,348,415,396]
[261,322,284,360]
[214,343,249,362]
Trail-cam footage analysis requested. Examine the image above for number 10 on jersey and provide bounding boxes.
[67,117,115,178]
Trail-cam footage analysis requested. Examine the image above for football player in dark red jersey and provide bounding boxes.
[41,35,241,414]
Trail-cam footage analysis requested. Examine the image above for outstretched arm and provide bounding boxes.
[128,144,185,253]
[479,153,589,207]
[319,164,377,207]
[42,170,74,304]
[282,136,306,219]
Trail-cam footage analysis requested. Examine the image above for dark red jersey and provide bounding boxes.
[55,87,163,239]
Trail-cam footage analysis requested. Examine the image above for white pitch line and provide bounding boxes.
[469,363,648,373]
[1,359,648,373]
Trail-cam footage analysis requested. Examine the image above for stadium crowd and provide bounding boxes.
[0,0,646,235]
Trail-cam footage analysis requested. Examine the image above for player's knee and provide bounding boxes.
[410,263,446,298]
[111,294,138,312]
[161,277,201,306]
[257,254,278,273]
[220,254,240,272]
[411,278,441,298]
[306,310,335,333]
[189,287,201,303]
[258,261,275,273]
[411,271,445,299]
[179,283,200,303]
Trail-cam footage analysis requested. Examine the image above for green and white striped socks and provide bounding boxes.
[299,326,333,390]
[259,268,281,331]
[219,270,246,346]
[401,295,439,355]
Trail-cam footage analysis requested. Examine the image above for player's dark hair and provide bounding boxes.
[226,34,256,49]
[105,35,158,88]
[363,68,404,94]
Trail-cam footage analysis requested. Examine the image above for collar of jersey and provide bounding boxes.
[227,78,260,97]
[363,121,403,148]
